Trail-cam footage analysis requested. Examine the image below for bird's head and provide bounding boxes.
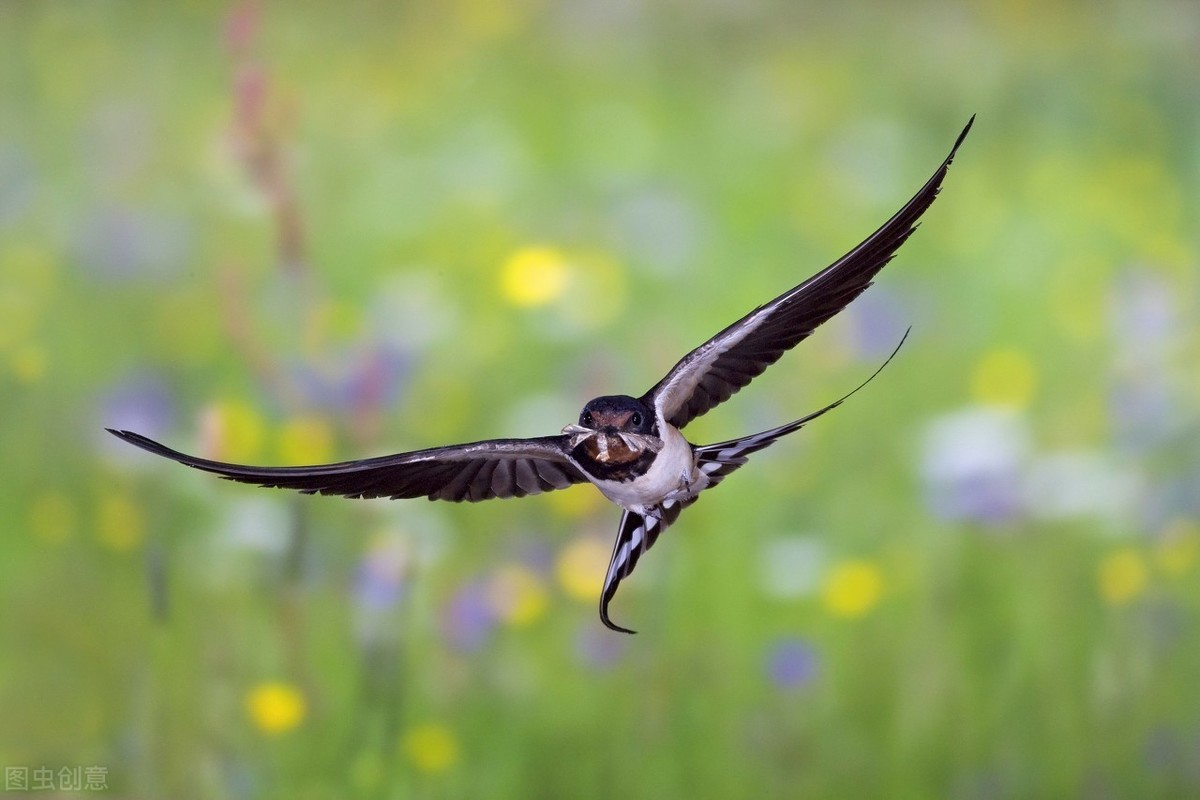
[563,395,661,462]
[577,395,655,435]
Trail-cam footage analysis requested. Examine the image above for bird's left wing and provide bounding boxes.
[643,117,972,430]
[107,429,588,502]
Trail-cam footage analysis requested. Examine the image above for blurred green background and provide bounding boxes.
[2,1,1198,797]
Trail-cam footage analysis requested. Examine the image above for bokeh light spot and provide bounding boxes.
[970,347,1037,409]
[11,343,47,384]
[500,246,570,307]
[277,415,333,464]
[246,682,306,735]
[546,484,604,519]
[95,494,144,552]
[1098,549,1148,605]
[401,723,460,774]
[1154,520,1199,577]
[555,535,609,603]
[821,560,883,618]
[0,244,53,352]
[487,564,548,626]
[765,638,821,689]
[203,399,266,463]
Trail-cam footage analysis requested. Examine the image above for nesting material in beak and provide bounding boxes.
[561,424,664,462]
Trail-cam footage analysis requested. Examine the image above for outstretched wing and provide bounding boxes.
[602,333,909,633]
[107,429,588,502]
[643,117,972,430]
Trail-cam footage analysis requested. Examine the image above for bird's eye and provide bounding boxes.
[582,412,593,426]
[631,412,642,426]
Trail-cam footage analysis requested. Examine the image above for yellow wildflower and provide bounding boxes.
[96,494,144,552]
[1155,520,1200,577]
[277,415,334,464]
[821,560,883,618]
[11,343,46,384]
[500,246,570,307]
[204,399,266,463]
[970,347,1037,409]
[556,536,609,603]
[401,723,460,774]
[1098,548,1148,605]
[488,564,548,626]
[246,682,306,735]
[546,484,603,519]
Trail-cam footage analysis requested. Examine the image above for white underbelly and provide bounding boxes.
[591,424,700,513]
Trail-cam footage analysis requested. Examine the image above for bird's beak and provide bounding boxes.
[561,423,596,449]
[561,423,663,455]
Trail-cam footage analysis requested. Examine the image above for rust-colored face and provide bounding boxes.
[574,395,658,465]
[588,408,637,431]
[578,395,654,435]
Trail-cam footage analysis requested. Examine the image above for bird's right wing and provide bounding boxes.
[643,117,972,430]
[107,429,589,502]
[599,332,910,633]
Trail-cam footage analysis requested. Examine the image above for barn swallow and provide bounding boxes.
[109,117,972,633]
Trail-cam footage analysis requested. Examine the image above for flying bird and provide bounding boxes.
[109,118,972,633]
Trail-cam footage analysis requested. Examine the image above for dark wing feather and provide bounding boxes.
[106,429,588,502]
[644,117,972,429]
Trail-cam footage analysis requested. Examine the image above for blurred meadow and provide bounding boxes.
[2,0,1199,797]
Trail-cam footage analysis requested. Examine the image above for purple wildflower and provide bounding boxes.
[921,408,1029,525]
[98,372,176,465]
[765,638,820,689]
[441,580,497,653]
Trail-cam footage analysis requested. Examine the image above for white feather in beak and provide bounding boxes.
[561,424,664,457]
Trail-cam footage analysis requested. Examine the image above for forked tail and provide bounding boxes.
[695,327,911,480]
